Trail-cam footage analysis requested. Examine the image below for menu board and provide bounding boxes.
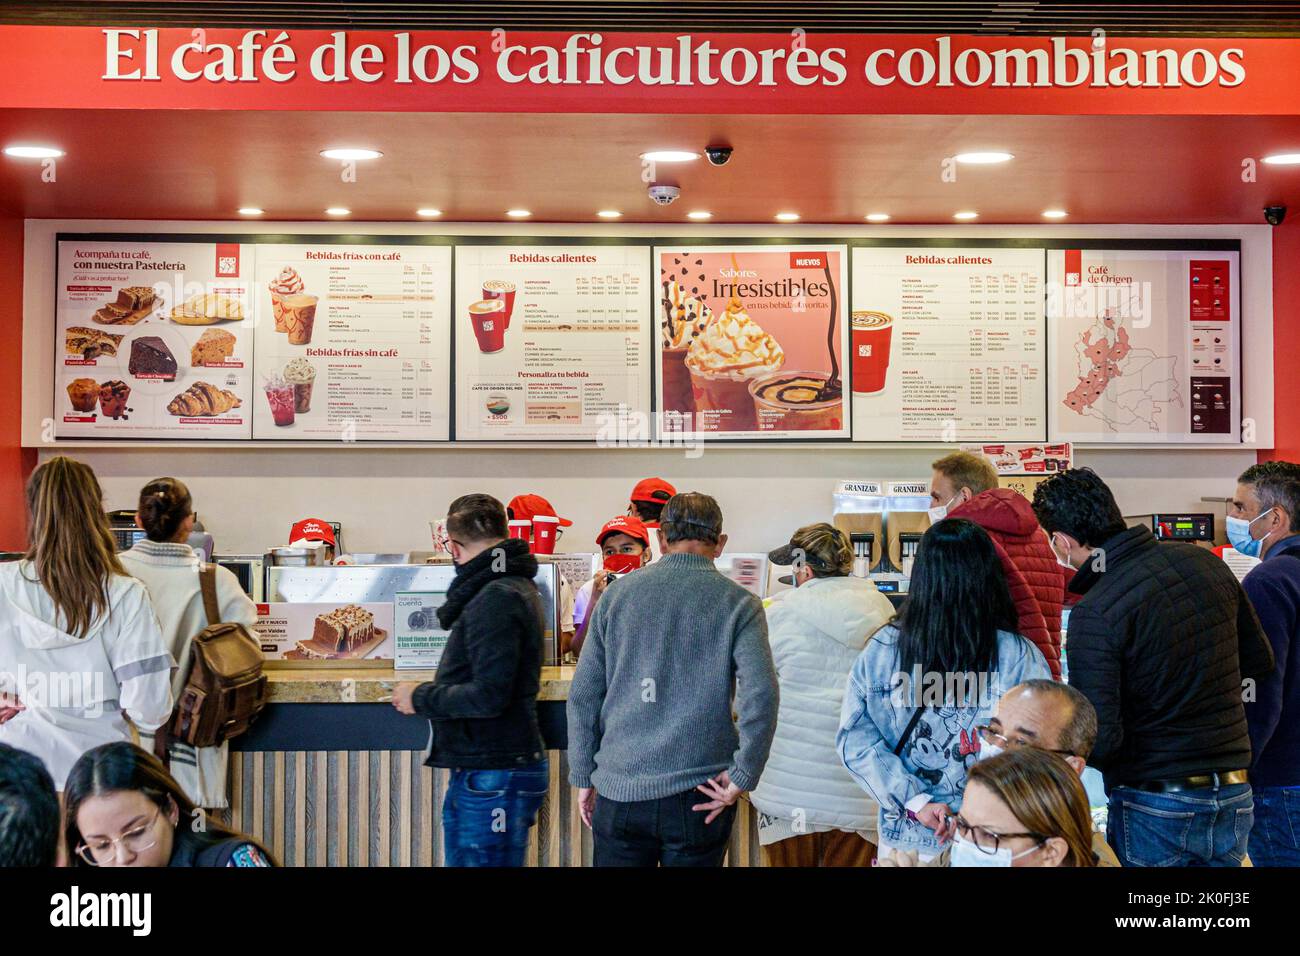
[851,247,1046,442]
[1047,249,1240,443]
[452,245,650,440]
[55,239,254,438]
[252,243,451,440]
[654,244,849,440]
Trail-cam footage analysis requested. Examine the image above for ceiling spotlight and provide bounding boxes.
[687,211,713,220]
[865,213,891,222]
[954,151,1014,164]
[416,208,443,217]
[506,209,532,218]
[1042,209,1069,219]
[3,145,64,159]
[1262,153,1300,165]
[775,212,801,222]
[238,207,264,216]
[320,147,383,161]
[640,150,700,163]
[325,207,351,216]
[596,210,622,218]
[953,210,979,220]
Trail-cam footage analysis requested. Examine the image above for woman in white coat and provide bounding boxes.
[119,477,259,808]
[751,523,896,866]
[0,457,173,789]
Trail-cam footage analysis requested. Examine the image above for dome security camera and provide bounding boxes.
[1265,204,1287,226]
[705,145,733,166]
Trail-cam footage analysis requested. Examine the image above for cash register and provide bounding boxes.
[1152,513,1215,543]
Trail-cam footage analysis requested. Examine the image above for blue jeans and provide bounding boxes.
[1107,782,1252,867]
[1249,786,1300,867]
[441,759,549,867]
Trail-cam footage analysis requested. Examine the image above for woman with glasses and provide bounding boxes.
[952,747,1099,867]
[837,518,1050,863]
[64,741,274,867]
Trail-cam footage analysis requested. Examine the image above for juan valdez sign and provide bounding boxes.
[0,27,1292,114]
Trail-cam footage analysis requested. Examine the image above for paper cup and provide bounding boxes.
[532,516,560,554]
[508,519,532,543]
[469,299,507,353]
[852,311,894,394]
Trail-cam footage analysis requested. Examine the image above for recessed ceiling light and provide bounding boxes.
[325,207,351,216]
[238,207,264,216]
[1263,153,1300,165]
[640,150,700,163]
[775,212,801,222]
[3,144,64,159]
[953,211,979,220]
[1042,209,1069,219]
[597,210,622,219]
[865,213,891,223]
[687,211,713,220]
[506,209,532,218]
[955,151,1014,164]
[416,208,442,217]
[320,147,382,161]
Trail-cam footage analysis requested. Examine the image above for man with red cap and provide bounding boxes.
[507,494,576,651]
[628,478,676,563]
[571,514,653,657]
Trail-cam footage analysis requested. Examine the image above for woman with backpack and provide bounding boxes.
[119,477,259,808]
[64,741,275,867]
[836,518,1050,863]
[0,457,173,789]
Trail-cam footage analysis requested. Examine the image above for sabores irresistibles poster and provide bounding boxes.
[54,239,254,439]
[453,244,652,440]
[653,244,850,440]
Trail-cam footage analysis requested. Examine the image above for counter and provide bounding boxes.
[223,666,761,867]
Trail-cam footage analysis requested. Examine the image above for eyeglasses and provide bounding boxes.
[976,724,1076,758]
[953,813,1047,855]
[75,807,164,865]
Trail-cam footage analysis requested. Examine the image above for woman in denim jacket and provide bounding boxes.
[838,518,1050,861]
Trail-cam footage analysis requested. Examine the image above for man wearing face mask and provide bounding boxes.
[1228,461,1300,558]
[1237,472,1300,866]
[570,515,653,657]
[1032,468,1274,867]
[929,452,1065,679]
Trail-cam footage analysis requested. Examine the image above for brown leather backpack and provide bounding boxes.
[169,565,267,748]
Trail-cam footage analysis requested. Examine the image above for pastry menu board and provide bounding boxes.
[453,245,651,440]
[654,244,849,440]
[251,244,452,441]
[1046,249,1241,443]
[55,239,254,438]
[851,247,1047,442]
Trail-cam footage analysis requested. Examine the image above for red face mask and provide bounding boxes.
[603,552,642,575]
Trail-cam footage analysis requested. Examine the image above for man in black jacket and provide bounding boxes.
[1033,468,1275,867]
[392,494,547,866]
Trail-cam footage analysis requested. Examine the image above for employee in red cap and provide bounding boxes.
[628,478,676,563]
[288,518,336,563]
[507,494,576,650]
[571,515,652,657]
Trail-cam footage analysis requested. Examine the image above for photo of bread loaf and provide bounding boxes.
[170,292,246,325]
[190,328,237,366]
[92,286,156,325]
[166,381,243,417]
[65,327,124,360]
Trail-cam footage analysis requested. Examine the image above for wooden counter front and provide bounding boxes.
[263,664,576,703]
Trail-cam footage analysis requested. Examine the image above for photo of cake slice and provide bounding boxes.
[98,381,131,419]
[128,336,178,381]
[66,378,99,412]
[287,605,385,660]
[190,328,237,366]
[65,327,125,360]
[170,292,246,326]
[92,287,156,325]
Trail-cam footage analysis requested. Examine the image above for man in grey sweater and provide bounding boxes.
[567,492,779,866]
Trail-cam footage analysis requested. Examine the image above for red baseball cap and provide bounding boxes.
[597,515,651,548]
[289,518,336,547]
[507,494,573,527]
[630,477,676,506]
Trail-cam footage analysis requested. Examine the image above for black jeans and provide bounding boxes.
[592,789,737,867]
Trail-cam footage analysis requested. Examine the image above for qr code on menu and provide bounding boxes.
[217,256,237,276]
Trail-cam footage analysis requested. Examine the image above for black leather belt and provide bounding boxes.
[1124,770,1249,794]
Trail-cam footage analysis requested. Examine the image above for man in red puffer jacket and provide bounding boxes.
[929,452,1065,679]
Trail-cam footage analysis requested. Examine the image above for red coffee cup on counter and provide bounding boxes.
[852,310,894,394]
[531,515,560,555]
[469,299,507,353]
[508,519,532,542]
[482,279,516,330]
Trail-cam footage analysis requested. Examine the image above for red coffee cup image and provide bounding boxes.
[469,299,507,353]
[482,279,516,330]
[531,515,560,555]
[508,519,532,542]
[852,311,894,394]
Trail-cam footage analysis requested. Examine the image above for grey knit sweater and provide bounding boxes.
[566,551,779,802]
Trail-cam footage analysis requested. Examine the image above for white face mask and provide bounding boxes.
[977,740,1005,762]
[1050,533,1075,570]
[950,833,1044,868]
[928,495,958,526]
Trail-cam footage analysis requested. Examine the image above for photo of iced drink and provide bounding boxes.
[660,278,712,415]
[749,371,844,432]
[469,299,507,353]
[685,300,785,432]
[482,279,516,329]
[264,375,296,427]
[852,310,894,394]
[283,357,316,413]
[268,266,304,332]
[282,293,319,346]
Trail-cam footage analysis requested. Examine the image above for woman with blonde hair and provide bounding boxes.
[0,457,173,788]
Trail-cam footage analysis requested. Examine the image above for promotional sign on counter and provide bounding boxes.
[962,442,1073,475]
[1046,248,1240,443]
[251,243,452,441]
[254,601,395,661]
[655,244,849,440]
[55,239,254,439]
[851,246,1047,442]
[453,244,651,440]
[394,592,451,670]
